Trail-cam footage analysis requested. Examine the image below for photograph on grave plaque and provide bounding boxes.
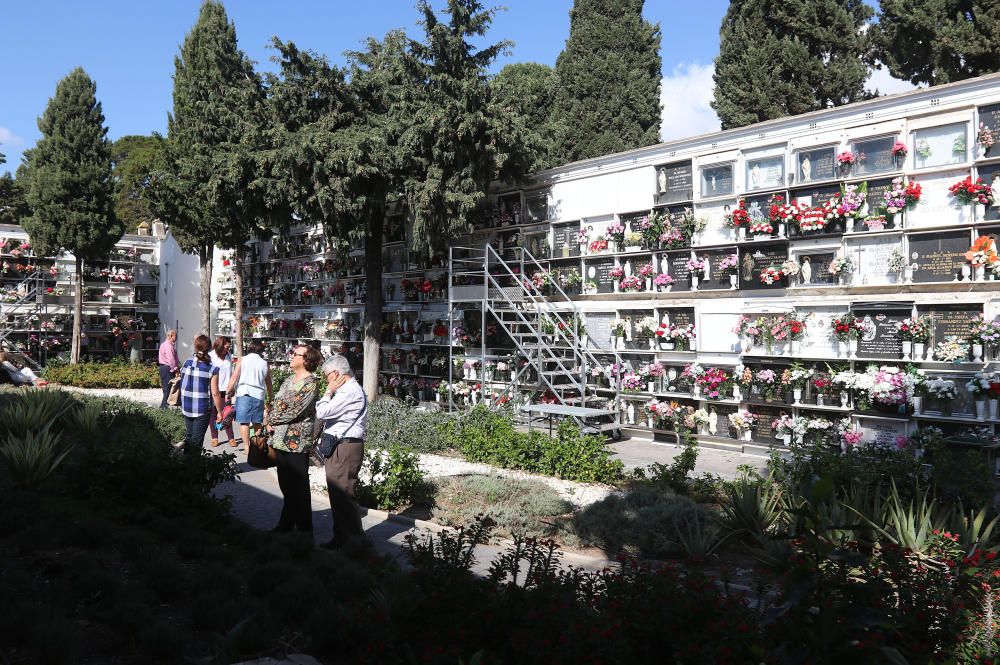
[978,163,1000,221]
[909,231,970,283]
[918,304,983,344]
[656,161,693,204]
[699,163,734,197]
[979,104,1000,159]
[740,243,789,291]
[587,258,618,294]
[745,156,784,191]
[851,136,897,176]
[852,306,910,359]
[795,146,836,183]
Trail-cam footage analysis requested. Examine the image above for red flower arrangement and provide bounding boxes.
[420,279,433,294]
[730,199,751,227]
[949,177,993,206]
[433,323,448,338]
[767,194,786,223]
[904,180,922,208]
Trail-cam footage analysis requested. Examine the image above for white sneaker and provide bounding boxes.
[172,440,186,450]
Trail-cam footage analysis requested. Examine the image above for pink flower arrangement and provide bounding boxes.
[842,430,864,447]
[653,273,674,286]
[619,276,643,292]
[610,265,625,279]
[697,367,730,399]
[891,142,908,158]
[719,253,739,271]
[637,263,654,278]
[686,258,706,273]
[836,151,856,165]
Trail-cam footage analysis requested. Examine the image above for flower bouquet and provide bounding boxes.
[749,219,773,236]
[653,273,674,292]
[933,336,968,363]
[828,256,855,285]
[968,371,992,419]
[965,236,999,281]
[620,275,642,292]
[728,409,756,440]
[759,266,783,286]
[798,207,828,233]
[606,222,626,250]
[755,368,778,401]
[697,367,731,399]
[727,199,751,238]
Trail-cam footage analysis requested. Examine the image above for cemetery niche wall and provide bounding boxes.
[208,72,1000,466]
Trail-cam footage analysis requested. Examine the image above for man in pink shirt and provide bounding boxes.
[158,329,179,409]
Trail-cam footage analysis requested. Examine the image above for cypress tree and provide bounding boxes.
[111,134,166,234]
[871,0,1000,86]
[491,62,560,172]
[22,68,122,363]
[552,0,662,163]
[157,0,266,341]
[712,0,872,130]
[0,152,29,226]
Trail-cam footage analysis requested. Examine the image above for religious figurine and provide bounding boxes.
[750,163,761,188]
[708,408,718,435]
[661,311,671,327]
[710,173,717,193]
[742,253,755,281]
[993,175,1000,208]
[801,155,812,182]
[624,316,633,342]
[801,257,812,284]
[624,260,632,277]
[626,402,636,425]
[657,168,668,194]
[702,255,711,281]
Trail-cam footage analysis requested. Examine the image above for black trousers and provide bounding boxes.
[274,449,313,532]
[159,364,173,409]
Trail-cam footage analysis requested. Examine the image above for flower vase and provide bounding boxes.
[435,393,442,403]
[838,341,849,358]
[777,223,786,238]
[738,227,747,240]
[647,381,655,393]
[978,399,988,421]
[913,342,925,360]
[976,204,987,221]
[693,384,702,398]
[580,335,588,348]
[959,205,973,223]
[912,395,922,414]
[840,273,853,286]
[793,388,802,404]
[962,265,972,281]
[891,213,902,227]
[645,278,652,291]
[613,281,619,294]
[840,392,850,408]
[849,339,858,358]
[991,399,999,420]
[691,275,699,291]
[816,394,825,406]
[616,336,625,350]
[733,385,742,401]
[661,341,674,351]
[974,343,984,362]
[743,429,752,442]
[790,340,801,355]
[977,144,988,160]
[904,266,914,284]
[781,434,792,447]
[648,338,656,350]
[730,274,738,290]
[942,402,952,418]
[902,340,912,359]
[976,265,986,282]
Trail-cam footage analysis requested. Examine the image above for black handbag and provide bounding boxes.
[247,432,276,469]
[316,392,367,459]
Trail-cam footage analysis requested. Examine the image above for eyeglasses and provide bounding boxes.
[292,351,307,358]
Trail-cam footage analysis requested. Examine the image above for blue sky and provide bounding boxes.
[0,1,910,175]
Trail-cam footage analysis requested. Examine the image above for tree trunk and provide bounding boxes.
[363,213,384,402]
[234,252,244,355]
[199,244,212,336]
[71,256,83,364]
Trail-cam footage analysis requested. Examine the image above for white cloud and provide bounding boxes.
[0,127,25,147]
[659,62,720,142]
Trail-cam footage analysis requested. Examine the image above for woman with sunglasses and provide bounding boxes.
[264,344,323,533]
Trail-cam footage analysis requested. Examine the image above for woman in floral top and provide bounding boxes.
[265,344,322,533]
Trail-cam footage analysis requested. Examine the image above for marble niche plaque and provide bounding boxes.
[709,404,738,439]
[751,405,786,444]
[856,416,909,448]
[745,156,784,192]
[744,194,772,230]
[586,257,617,294]
[796,307,839,357]
[656,161,693,205]
[621,309,657,347]
[697,199,734,246]
[980,104,1000,159]
[739,243,789,291]
[621,210,650,233]
[662,251,692,291]
[846,235,902,285]
[700,163,734,197]
[918,303,983,345]
[904,169,967,228]
[852,136,897,176]
[909,231,970,283]
[584,313,615,351]
[552,222,580,258]
[852,305,910,359]
[977,162,1000,222]
[797,252,836,286]
[795,146,836,183]
[662,307,695,331]
[702,248,739,290]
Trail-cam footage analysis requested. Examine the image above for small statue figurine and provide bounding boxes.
[801,155,812,182]
[657,168,668,194]
[801,257,812,284]
[624,260,632,278]
[708,408,718,435]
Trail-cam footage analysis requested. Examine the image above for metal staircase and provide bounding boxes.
[0,270,44,368]
[449,244,621,437]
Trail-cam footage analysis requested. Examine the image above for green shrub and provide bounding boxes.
[44,360,162,388]
[0,389,79,488]
[367,399,453,453]
[431,474,572,539]
[357,445,433,510]
[454,406,624,484]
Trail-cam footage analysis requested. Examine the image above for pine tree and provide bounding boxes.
[156,0,266,341]
[22,68,122,363]
[712,0,872,130]
[552,0,662,163]
[491,62,560,172]
[871,0,1000,86]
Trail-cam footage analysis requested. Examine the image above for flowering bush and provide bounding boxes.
[933,337,969,362]
[949,176,993,206]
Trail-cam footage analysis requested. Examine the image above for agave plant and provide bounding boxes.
[0,429,75,489]
[951,504,1000,557]
[852,482,952,562]
[0,388,79,439]
[717,476,786,542]
[668,511,733,562]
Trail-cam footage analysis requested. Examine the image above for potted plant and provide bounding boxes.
[733,363,753,401]
[828,255,855,286]
[655,322,673,350]
[755,368,778,402]
[686,257,706,290]
[728,198,751,240]
[783,364,814,404]
[949,176,992,223]
[863,213,887,231]
[589,235,609,255]
[787,314,807,355]
[610,264,625,292]
[813,377,831,406]
[653,272,674,292]
[772,414,799,447]
[611,318,628,350]
[637,316,658,349]
[606,223,626,252]
[883,178,907,226]
[719,253,739,289]
[624,232,643,252]
[926,377,958,416]
[836,150,856,176]
[637,262,655,291]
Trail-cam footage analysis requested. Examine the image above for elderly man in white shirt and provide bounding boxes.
[315,353,368,549]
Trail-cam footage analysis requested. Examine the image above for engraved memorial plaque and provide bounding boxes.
[978,162,1000,222]
[796,147,835,183]
[621,211,651,233]
[746,156,785,191]
[752,405,786,443]
[910,231,970,283]
[702,248,739,289]
[856,416,909,448]
[851,304,910,359]
[790,183,840,209]
[552,222,579,258]
[739,242,789,291]
[846,235,902,285]
[588,257,617,294]
[664,251,692,291]
[918,304,983,345]
[656,161,693,205]
[700,163,734,197]
[852,136,897,176]
[848,177,897,231]
[797,253,836,285]
[525,191,548,222]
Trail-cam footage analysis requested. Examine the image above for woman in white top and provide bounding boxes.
[208,336,237,447]
[226,338,273,454]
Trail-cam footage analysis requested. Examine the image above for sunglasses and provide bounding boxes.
[291,351,307,358]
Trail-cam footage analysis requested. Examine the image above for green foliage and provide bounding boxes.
[0,170,29,226]
[367,398,453,453]
[712,0,873,129]
[0,429,75,489]
[111,134,167,233]
[552,0,662,162]
[871,0,1000,86]
[44,360,161,388]
[490,62,560,172]
[717,472,787,545]
[431,474,572,539]
[453,406,624,483]
[357,445,432,510]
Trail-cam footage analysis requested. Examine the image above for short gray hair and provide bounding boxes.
[322,354,353,377]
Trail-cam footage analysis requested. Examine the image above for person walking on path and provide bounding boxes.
[227,338,272,455]
[158,329,179,409]
[179,335,223,456]
[208,336,237,448]
[315,354,368,550]
[265,344,321,533]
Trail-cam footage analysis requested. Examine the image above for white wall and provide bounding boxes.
[156,232,203,360]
